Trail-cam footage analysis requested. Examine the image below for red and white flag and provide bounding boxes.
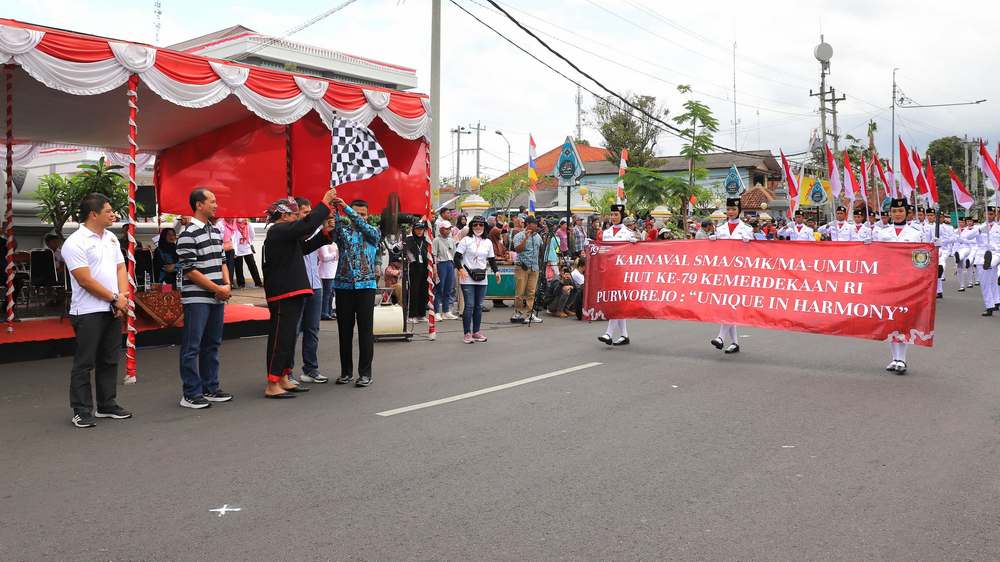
[897,138,916,198]
[874,154,896,198]
[911,148,931,202]
[924,156,939,204]
[826,144,843,198]
[979,139,1000,191]
[780,150,799,214]
[950,167,974,210]
[843,151,859,201]
[617,148,629,202]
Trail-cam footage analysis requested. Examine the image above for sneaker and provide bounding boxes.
[336,374,354,385]
[510,311,525,323]
[435,312,443,321]
[287,375,301,386]
[356,375,372,387]
[72,412,97,428]
[443,312,459,320]
[472,331,487,342]
[301,371,329,384]
[463,332,475,344]
[95,405,133,419]
[180,396,212,409]
[204,390,233,402]
[527,313,543,323]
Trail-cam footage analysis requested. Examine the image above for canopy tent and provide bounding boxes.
[0,18,436,375]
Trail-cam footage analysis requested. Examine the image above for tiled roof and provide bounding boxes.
[656,150,780,173]
[492,143,612,182]
[740,183,775,211]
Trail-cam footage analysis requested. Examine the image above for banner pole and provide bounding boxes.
[4,64,13,333]
[425,140,435,341]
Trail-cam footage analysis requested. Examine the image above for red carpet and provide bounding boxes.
[0,304,270,363]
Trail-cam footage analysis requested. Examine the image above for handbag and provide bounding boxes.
[464,266,487,282]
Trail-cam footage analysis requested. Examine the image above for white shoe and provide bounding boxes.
[443,312,458,320]
[527,313,543,323]
[435,313,442,321]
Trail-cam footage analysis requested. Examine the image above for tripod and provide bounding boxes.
[525,224,557,328]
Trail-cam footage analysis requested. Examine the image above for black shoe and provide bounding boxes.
[204,390,233,402]
[894,361,907,374]
[710,337,724,350]
[994,304,999,311]
[285,385,309,393]
[984,309,994,316]
[958,287,966,292]
[336,374,354,384]
[975,281,980,286]
[612,336,630,346]
[494,302,509,308]
[180,396,212,409]
[886,360,899,372]
[95,405,132,419]
[264,392,296,399]
[937,293,943,299]
[598,334,613,345]
[724,343,740,354]
[72,412,97,428]
[321,316,335,321]
[356,375,372,387]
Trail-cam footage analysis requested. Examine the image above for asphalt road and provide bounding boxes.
[2,282,1000,562]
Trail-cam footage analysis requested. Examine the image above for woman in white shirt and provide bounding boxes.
[454,215,501,344]
[233,218,263,289]
[318,234,339,320]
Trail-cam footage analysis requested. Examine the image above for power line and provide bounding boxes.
[466,0,767,158]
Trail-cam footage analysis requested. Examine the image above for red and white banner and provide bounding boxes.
[583,240,937,347]
[979,139,1000,191]
[826,144,843,197]
[898,139,916,198]
[950,168,974,210]
[780,150,798,215]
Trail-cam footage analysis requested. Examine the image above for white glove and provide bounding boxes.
[628,236,638,244]
[742,235,751,243]
[864,237,872,245]
[933,237,942,247]
[709,234,717,241]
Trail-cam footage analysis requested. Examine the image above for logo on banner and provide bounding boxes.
[911,249,931,268]
[808,179,828,204]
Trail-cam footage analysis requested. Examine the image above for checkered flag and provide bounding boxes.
[330,117,389,187]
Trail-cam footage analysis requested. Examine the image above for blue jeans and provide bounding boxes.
[434,262,455,313]
[460,283,487,334]
[292,288,322,374]
[179,302,225,398]
[321,278,335,317]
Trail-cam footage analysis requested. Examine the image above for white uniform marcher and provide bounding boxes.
[875,212,923,373]
[955,221,975,289]
[961,218,999,314]
[709,199,754,354]
[777,220,815,241]
[598,205,637,346]
[819,219,865,241]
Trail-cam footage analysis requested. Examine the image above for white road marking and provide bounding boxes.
[209,505,241,516]
[376,362,602,417]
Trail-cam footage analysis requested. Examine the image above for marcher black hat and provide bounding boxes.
[890,198,909,209]
[853,207,864,215]
[836,205,847,213]
[726,197,742,208]
[794,210,804,217]
[610,204,626,214]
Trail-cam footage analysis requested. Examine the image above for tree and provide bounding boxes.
[586,188,618,219]
[73,158,134,220]
[588,92,667,169]
[672,85,719,218]
[31,174,82,239]
[620,167,670,212]
[481,170,530,215]
[925,136,970,211]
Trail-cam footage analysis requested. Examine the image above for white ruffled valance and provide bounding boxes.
[0,144,41,166]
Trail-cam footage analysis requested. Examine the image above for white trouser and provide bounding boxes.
[889,342,908,362]
[976,265,997,308]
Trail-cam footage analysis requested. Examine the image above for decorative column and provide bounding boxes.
[124,75,139,384]
[425,140,435,340]
[5,64,14,333]
[285,125,293,197]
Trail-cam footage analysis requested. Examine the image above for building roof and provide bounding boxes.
[740,183,775,211]
[493,143,612,183]
[166,25,256,53]
[656,150,780,173]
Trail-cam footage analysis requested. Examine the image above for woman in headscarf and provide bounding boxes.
[233,218,262,289]
[404,221,431,323]
[153,227,179,285]
[453,215,469,240]
[488,224,509,309]
[221,218,239,286]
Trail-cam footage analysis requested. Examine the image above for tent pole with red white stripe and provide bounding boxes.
[4,64,13,333]
[425,140,435,340]
[617,149,628,204]
[123,75,139,384]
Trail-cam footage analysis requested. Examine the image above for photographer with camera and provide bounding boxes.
[454,215,500,343]
[544,266,577,317]
[510,216,544,324]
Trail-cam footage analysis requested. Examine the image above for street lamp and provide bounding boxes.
[495,130,512,215]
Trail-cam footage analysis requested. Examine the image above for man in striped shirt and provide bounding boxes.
[176,188,233,410]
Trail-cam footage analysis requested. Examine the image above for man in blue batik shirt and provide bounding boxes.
[331,197,380,387]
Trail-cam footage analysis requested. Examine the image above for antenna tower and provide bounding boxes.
[154,1,162,46]
[575,84,583,142]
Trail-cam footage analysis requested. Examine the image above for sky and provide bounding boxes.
[6,0,1000,182]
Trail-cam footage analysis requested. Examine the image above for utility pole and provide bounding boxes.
[809,36,832,177]
[575,85,583,142]
[891,68,898,173]
[430,0,440,207]
[451,126,470,192]
[829,87,846,152]
[469,121,486,180]
[732,42,740,147]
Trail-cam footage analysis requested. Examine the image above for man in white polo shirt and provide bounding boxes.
[62,193,132,428]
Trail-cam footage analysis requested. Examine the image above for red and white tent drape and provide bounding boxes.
[0,18,432,368]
